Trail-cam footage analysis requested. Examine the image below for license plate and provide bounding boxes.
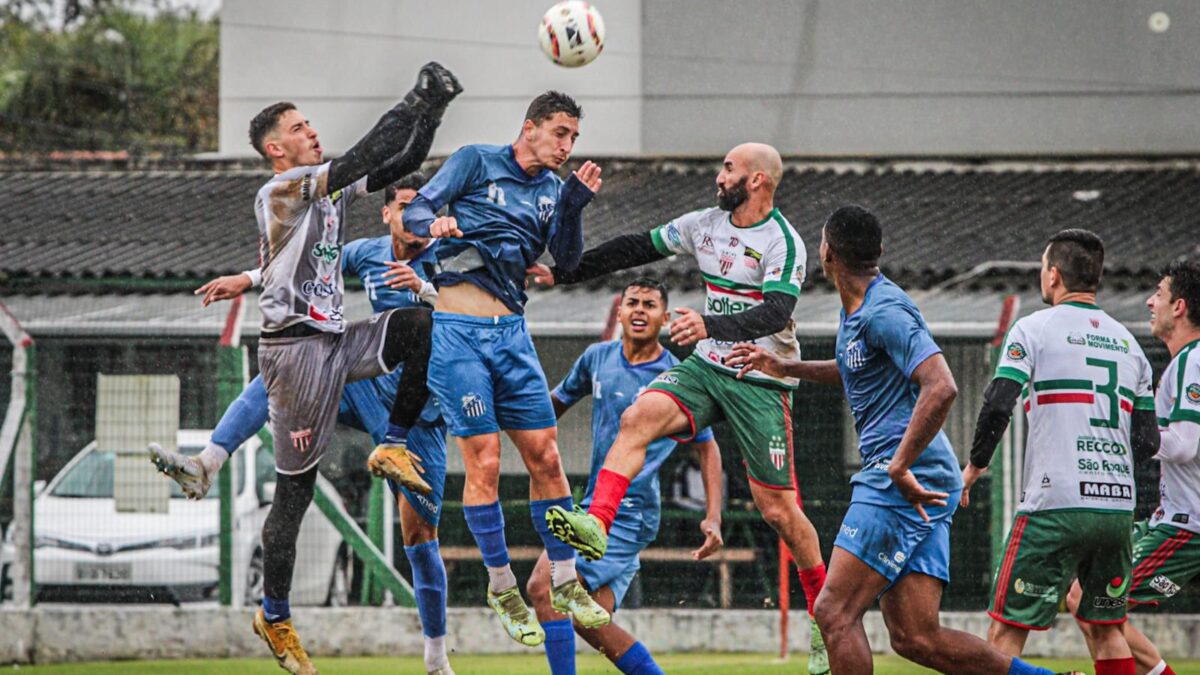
[75,562,132,582]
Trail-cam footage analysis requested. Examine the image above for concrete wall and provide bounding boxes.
[220,1,1200,157]
[6,606,1200,664]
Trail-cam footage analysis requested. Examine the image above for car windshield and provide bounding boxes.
[50,448,220,499]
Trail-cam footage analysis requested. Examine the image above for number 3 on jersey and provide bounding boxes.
[1087,357,1121,429]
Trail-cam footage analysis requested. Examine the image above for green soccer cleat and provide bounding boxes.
[486,586,545,647]
[807,620,830,674]
[545,505,608,562]
[550,578,611,629]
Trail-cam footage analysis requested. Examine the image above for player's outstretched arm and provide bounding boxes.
[543,232,668,286]
[195,271,256,307]
[546,161,603,270]
[326,62,461,195]
[726,343,841,385]
[689,437,724,561]
[960,376,1022,506]
[887,354,955,521]
[702,292,796,343]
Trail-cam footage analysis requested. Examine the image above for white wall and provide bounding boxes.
[219,0,642,157]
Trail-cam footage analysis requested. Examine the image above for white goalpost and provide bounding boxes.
[0,302,34,608]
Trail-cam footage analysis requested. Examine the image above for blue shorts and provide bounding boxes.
[577,512,646,611]
[428,312,556,437]
[338,372,447,527]
[833,492,961,592]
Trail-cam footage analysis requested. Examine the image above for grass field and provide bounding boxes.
[13,654,1200,674]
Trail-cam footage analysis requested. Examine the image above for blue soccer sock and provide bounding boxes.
[404,540,448,638]
[1008,657,1055,675]
[541,618,576,675]
[463,501,515,591]
[211,375,270,454]
[615,641,664,675]
[530,496,577,586]
[261,594,290,623]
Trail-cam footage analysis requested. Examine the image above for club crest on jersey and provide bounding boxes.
[537,196,556,225]
[1186,383,1200,403]
[769,435,787,470]
[1090,318,1101,328]
[1006,342,1027,360]
[719,251,735,275]
[844,339,868,370]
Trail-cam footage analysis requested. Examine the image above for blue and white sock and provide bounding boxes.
[541,618,576,675]
[615,641,664,675]
[531,496,577,587]
[1008,657,1056,675]
[463,501,516,591]
[211,375,270,455]
[261,594,290,623]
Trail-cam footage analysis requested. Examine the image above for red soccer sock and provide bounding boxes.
[1094,658,1136,675]
[1162,665,1176,675]
[586,468,631,532]
[797,563,827,617]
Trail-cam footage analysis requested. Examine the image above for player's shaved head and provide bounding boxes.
[732,142,784,188]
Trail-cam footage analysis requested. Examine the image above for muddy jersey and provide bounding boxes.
[255,162,368,333]
[650,207,804,388]
[1152,339,1200,534]
[995,302,1154,513]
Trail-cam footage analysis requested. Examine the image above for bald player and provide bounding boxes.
[532,143,830,674]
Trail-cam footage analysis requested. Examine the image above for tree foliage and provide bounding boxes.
[0,0,218,154]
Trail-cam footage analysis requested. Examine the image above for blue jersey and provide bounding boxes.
[836,275,962,504]
[341,235,442,425]
[553,341,715,541]
[410,144,580,313]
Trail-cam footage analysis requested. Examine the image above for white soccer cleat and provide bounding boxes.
[148,442,212,500]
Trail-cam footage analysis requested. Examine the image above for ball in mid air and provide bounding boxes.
[538,1,605,68]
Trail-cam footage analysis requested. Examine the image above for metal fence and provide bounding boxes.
[1,321,1195,616]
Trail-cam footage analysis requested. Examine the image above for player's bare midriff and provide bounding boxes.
[434,281,513,317]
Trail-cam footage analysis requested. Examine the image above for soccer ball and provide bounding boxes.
[538,1,605,68]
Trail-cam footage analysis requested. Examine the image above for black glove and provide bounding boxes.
[404,61,463,114]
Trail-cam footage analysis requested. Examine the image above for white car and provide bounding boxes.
[2,430,349,606]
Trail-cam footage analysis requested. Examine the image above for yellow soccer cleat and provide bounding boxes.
[367,442,432,495]
[550,578,611,629]
[486,586,545,647]
[253,608,317,675]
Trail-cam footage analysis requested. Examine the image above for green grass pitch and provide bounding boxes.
[14,653,1200,674]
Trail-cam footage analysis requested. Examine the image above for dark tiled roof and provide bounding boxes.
[2,160,1198,292]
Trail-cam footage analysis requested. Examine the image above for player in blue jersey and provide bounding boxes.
[401,91,608,646]
[729,206,1078,675]
[524,277,724,675]
[152,175,457,675]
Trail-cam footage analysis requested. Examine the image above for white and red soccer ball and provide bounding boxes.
[538,1,606,68]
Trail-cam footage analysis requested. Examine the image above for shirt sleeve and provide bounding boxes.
[649,210,701,258]
[994,318,1035,386]
[1134,351,1156,413]
[266,162,334,223]
[1171,351,1200,424]
[341,239,362,276]
[761,225,805,297]
[416,145,484,212]
[551,348,595,407]
[693,426,716,443]
[867,300,943,379]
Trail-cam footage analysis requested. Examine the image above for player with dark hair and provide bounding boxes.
[729,206,1077,675]
[530,142,831,674]
[961,228,1157,675]
[400,90,608,646]
[198,63,459,674]
[527,277,724,675]
[151,172,458,674]
[1064,260,1200,675]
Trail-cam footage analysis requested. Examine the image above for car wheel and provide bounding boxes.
[324,544,351,607]
[244,547,264,606]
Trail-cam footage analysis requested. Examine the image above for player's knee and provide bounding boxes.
[888,623,935,664]
[467,451,502,485]
[526,570,550,606]
[757,500,795,533]
[618,403,662,443]
[401,521,437,547]
[524,441,565,479]
[812,592,848,634]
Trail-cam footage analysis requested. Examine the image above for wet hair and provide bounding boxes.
[824,205,882,273]
[525,91,583,125]
[248,101,297,159]
[623,276,668,306]
[1162,259,1200,327]
[384,171,429,205]
[1046,228,1105,293]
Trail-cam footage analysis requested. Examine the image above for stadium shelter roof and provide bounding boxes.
[1,157,1194,338]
